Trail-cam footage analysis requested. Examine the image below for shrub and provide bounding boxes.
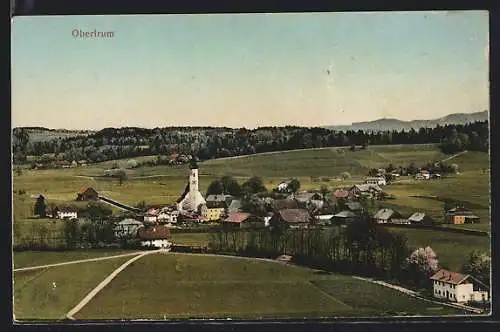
[340,171,351,180]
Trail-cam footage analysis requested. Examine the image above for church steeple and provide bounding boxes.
[189,156,198,169]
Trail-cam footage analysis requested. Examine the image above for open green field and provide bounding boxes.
[75,253,462,319]
[13,249,141,269]
[13,256,134,321]
[14,144,486,216]
[170,233,214,247]
[386,228,489,271]
[13,144,490,276]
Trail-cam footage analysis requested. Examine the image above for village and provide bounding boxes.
[29,156,488,308]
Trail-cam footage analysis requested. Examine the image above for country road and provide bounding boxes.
[13,251,145,272]
[66,250,160,319]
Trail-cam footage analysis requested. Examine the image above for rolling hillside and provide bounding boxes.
[325,110,488,132]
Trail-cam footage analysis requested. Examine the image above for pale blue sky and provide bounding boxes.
[11,11,489,129]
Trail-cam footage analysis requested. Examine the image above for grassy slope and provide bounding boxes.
[386,228,489,271]
[13,256,134,321]
[13,249,141,269]
[13,144,490,261]
[75,253,461,319]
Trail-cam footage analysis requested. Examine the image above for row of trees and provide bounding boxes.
[12,121,488,164]
[205,175,268,199]
[210,212,413,281]
[209,213,490,291]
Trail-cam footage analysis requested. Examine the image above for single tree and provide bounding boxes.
[319,185,330,202]
[116,169,127,185]
[206,179,225,196]
[242,176,267,196]
[405,246,439,287]
[34,195,46,217]
[340,171,351,180]
[461,251,491,287]
[220,175,242,196]
[288,178,301,193]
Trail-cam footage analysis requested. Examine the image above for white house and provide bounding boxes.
[430,269,489,303]
[114,218,144,239]
[137,226,172,249]
[365,176,387,186]
[315,214,334,224]
[415,170,430,180]
[277,182,289,192]
[144,208,160,223]
[55,207,78,220]
[157,208,179,224]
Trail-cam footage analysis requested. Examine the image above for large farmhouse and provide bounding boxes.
[114,218,144,239]
[137,226,171,249]
[430,269,489,303]
[445,207,481,224]
[271,208,312,228]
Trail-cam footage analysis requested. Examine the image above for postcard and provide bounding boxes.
[11,11,490,322]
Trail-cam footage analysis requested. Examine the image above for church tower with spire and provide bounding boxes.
[177,156,206,213]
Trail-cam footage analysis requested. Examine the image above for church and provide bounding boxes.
[176,157,206,213]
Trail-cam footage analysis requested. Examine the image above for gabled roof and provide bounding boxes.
[176,181,190,203]
[278,209,311,223]
[206,201,226,209]
[293,192,316,202]
[347,201,363,211]
[366,176,385,180]
[373,208,397,220]
[224,212,251,223]
[228,199,242,212]
[206,194,233,203]
[353,184,382,192]
[146,208,160,216]
[273,199,299,211]
[430,269,469,285]
[316,214,334,220]
[333,189,349,198]
[333,210,357,218]
[408,212,427,222]
[137,226,170,240]
[117,218,143,226]
[79,187,97,194]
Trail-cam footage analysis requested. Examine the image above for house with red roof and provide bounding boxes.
[430,269,489,303]
[223,212,265,229]
[76,187,98,201]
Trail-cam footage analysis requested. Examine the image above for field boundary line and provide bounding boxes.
[14,251,145,272]
[440,150,468,163]
[66,249,161,320]
[308,281,354,309]
[352,276,484,315]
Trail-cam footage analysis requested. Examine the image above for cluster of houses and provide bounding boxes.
[42,159,480,248]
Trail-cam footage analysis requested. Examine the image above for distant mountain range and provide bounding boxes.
[324,110,489,132]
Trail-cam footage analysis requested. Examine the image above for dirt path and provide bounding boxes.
[66,250,161,320]
[352,276,484,314]
[440,150,468,163]
[14,251,145,272]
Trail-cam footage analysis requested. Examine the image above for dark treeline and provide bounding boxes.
[209,213,411,282]
[12,121,488,164]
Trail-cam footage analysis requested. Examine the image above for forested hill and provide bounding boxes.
[12,120,489,166]
[325,110,488,132]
